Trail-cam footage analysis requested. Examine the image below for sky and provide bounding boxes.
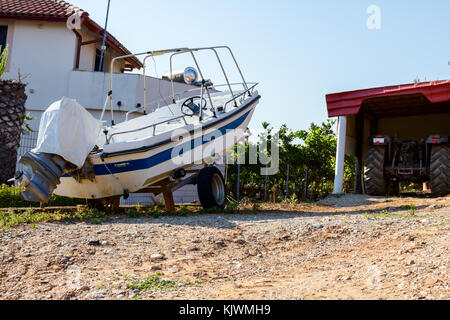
[72,0,450,133]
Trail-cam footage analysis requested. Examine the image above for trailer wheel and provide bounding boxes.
[197,166,226,210]
[364,146,387,196]
[430,145,449,197]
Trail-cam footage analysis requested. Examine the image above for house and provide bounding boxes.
[1,0,216,205]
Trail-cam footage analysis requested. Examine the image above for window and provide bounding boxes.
[0,25,7,52]
[94,48,101,72]
[94,48,105,72]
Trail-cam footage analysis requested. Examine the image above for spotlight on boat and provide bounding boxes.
[184,67,198,85]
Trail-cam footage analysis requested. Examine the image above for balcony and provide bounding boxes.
[67,70,197,114]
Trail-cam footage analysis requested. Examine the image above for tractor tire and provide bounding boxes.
[197,166,226,210]
[430,145,449,197]
[364,146,387,196]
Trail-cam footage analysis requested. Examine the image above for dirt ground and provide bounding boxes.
[0,194,448,300]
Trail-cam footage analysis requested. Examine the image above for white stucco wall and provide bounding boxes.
[67,71,200,125]
[1,20,130,125]
[2,20,77,115]
[78,27,96,72]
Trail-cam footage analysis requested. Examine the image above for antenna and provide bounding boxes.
[98,0,111,72]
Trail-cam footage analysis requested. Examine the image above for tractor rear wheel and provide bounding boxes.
[364,146,387,196]
[430,145,449,197]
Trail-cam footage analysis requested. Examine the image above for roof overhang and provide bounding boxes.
[326,80,450,118]
[80,17,142,69]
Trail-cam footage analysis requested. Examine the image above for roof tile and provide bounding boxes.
[0,0,81,19]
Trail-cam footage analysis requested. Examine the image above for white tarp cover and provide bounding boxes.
[33,97,102,168]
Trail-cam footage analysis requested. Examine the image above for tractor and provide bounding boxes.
[364,134,449,196]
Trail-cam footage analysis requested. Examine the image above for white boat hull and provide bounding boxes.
[54,93,260,199]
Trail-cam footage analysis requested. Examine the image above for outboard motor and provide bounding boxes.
[16,152,68,203]
[14,97,103,203]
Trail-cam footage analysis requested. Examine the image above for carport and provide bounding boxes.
[326,80,450,194]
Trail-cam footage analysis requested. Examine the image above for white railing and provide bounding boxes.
[105,82,258,144]
[68,70,196,114]
[108,46,252,125]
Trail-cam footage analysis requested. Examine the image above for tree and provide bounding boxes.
[226,119,342,202]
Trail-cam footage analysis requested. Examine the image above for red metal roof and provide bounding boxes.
[0,0,142,69]
[326,80,450,117]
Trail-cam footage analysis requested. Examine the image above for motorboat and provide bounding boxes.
[16,47,260,210]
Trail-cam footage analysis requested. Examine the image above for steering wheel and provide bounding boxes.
[181,96,207,117]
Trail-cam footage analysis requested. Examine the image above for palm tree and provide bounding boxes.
[0,46,28,184]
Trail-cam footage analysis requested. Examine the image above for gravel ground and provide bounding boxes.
[0,195,448,300]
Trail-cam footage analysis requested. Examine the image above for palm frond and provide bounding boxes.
[0,45,9,80]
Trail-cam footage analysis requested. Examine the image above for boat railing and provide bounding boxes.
[106,115,186,144]
[105,83,258,145]
[124,82,256,121]
[168,46,249,117]
[223,83,258,112]
[107,46,251,126]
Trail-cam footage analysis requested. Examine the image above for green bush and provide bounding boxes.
[227,120,337,202]
[47,193,86,207]
[0,45,8,79]
[0,184,86,208]
[343,155,356,193]
[0,185,30,208]
[0,208,106,230]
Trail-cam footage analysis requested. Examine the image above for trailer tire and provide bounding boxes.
[364,146,387,196]
[430,145,449,197]
[197,166,226,210]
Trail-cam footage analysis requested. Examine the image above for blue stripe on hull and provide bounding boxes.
[76,108,252,177]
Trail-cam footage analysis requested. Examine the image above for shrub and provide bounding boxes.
[0,208,106,230]
[224,196,240,214]
[0,45,8,79]
[0,184,30,208]
[227,120,338,202]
